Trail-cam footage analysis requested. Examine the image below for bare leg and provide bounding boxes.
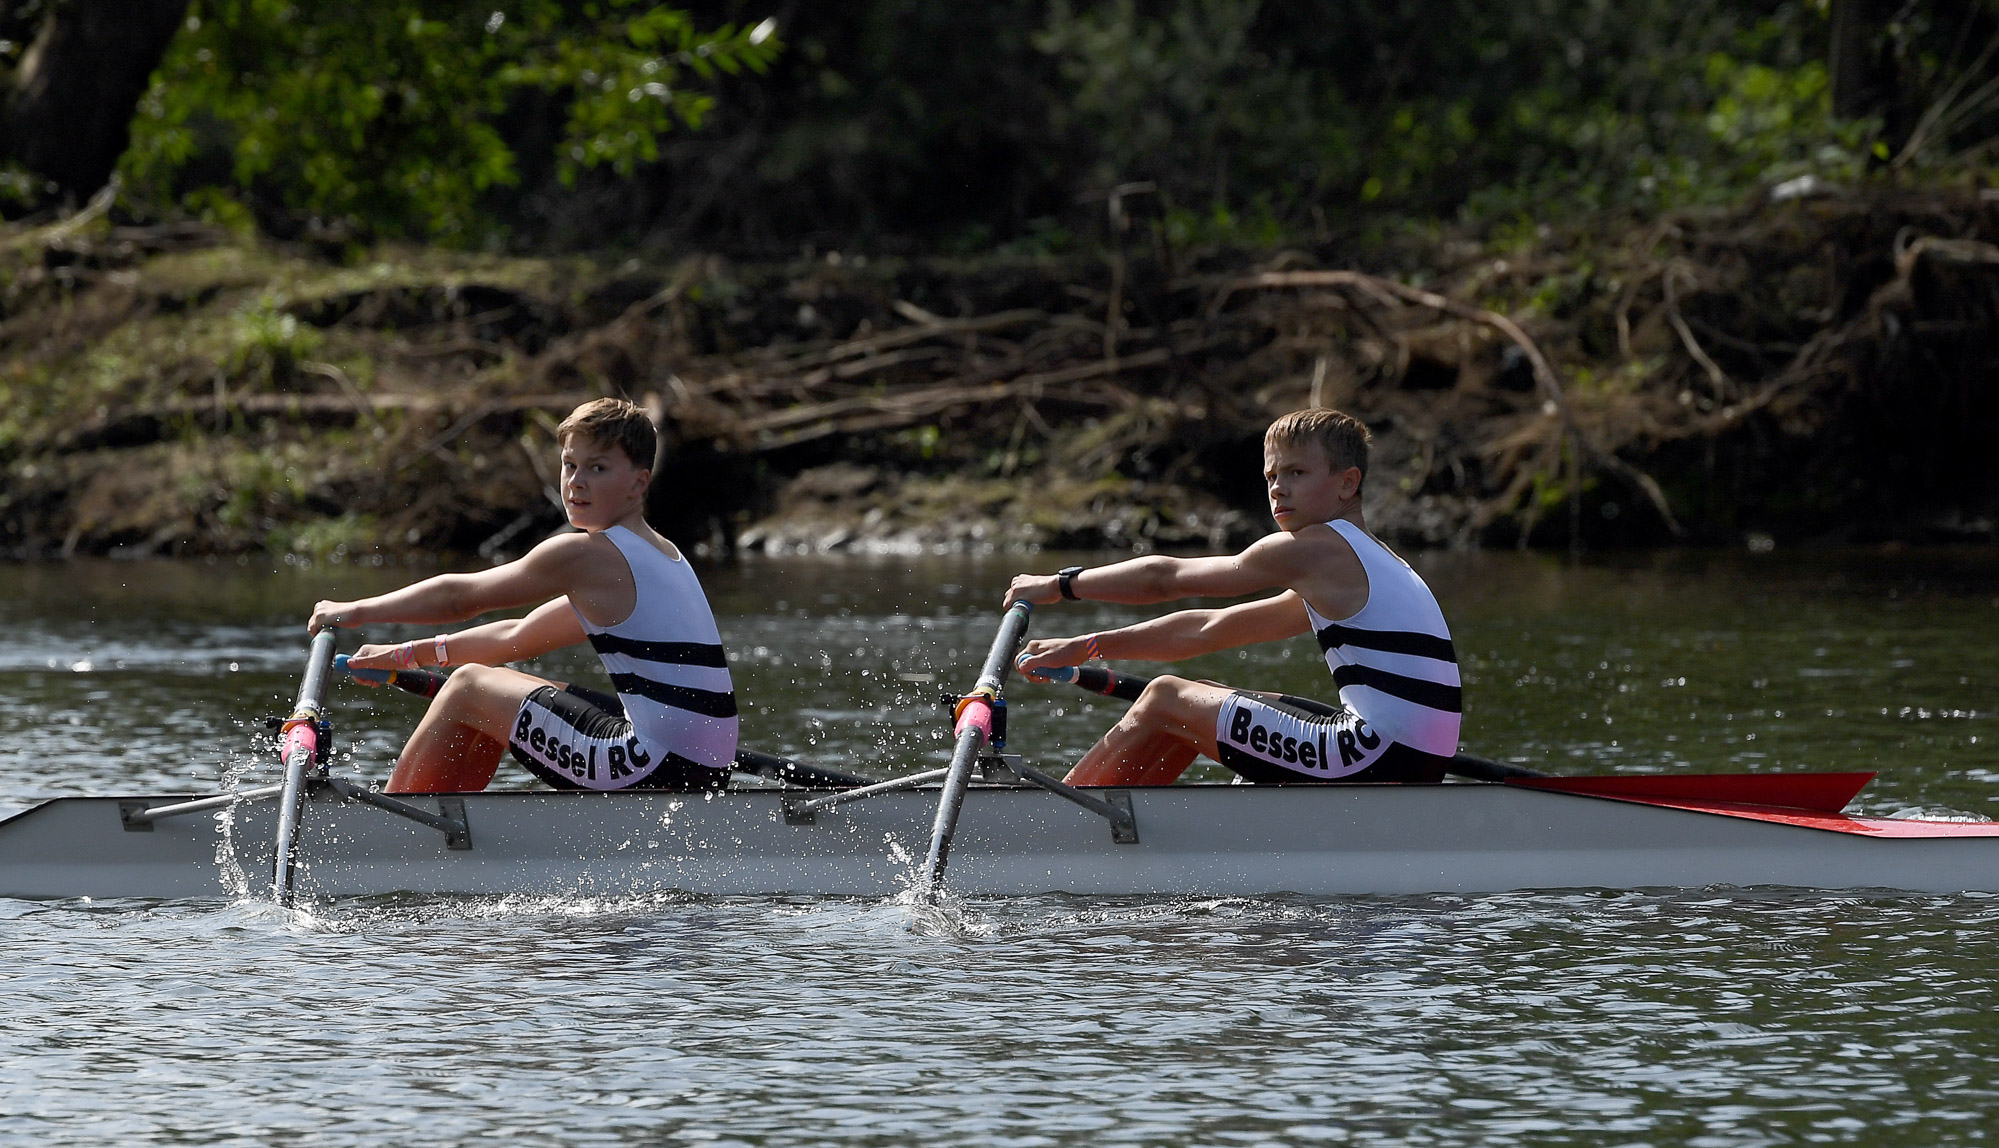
[1062,676,1235,786]
[386,664,553,793]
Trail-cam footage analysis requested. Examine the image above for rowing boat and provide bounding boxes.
[7,767,1999,900]
[4,606,1997,901]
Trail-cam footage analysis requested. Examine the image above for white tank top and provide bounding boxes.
[576,526,738,771]
[1300,520,1461,757]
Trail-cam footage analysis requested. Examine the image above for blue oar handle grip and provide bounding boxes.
[1018,660,1073,684]
[1015,658,1147,702]
[333,654,448,699]
[333,654,389,684]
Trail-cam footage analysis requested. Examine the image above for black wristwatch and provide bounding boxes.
[1057,565,1085,600]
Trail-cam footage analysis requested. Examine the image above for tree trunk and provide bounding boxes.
[1829,0,1882,121]
[1,0,190,202]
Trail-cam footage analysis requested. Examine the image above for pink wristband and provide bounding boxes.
[390,641,416,669]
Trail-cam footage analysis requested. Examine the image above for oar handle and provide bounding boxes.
[1019,661,1145,702]
[333,654,447,698]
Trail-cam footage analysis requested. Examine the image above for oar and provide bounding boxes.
[272,627,341,905]
[918,600,1034,898]
[1023,663,1548,782]
[732,749,874,790]
[332,655,873,789]
[333,653,445,697]
[1026,666,1880,810]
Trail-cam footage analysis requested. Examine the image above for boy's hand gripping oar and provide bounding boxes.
[334,653,446,698]
[1021,662,1550,783]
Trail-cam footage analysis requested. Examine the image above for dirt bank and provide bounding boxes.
[3,183,1996,563]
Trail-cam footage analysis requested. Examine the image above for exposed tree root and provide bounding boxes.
[2,184,1997,559]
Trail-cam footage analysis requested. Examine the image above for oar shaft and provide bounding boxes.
[919,724,985,884]
[919,601,1033,896]
[272,627,340,905]
[733,748,873,789]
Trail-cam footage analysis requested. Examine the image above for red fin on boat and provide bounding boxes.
[1506,772,1875,814]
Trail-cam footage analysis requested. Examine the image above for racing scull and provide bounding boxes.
[3,606,1995,902]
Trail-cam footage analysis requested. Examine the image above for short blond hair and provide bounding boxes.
[556,398,657,470]
[1264,408,1370,477]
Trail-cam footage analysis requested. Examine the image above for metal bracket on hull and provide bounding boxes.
[985,755,1139,844]
[783,768,950,824]
[1105,791,1139,844]
[321,777,473,850]
[119,784,288,831]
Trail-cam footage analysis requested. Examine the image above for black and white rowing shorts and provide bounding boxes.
[1212,692,1448,784]
[511,684,729,792]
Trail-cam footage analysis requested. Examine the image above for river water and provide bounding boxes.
[2,548,1997,1145]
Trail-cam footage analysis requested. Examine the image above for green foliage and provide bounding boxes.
[278,510,381,561]
[224,302,323,385]
[123,1,780,241]
[102,0,1999,253]
[1035,0,1352,218]
[209,442,314,530]
[1028,0,1868,236]
[500,4,778,183]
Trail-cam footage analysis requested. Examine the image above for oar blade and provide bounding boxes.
[1508,771,1875,814]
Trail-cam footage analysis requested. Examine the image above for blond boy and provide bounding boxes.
[1007,408,1459,785]
[307,399,736,793]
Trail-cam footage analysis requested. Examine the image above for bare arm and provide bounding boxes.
[1003,535,1319,610]
[443,598,588,664]
[346,597,587,672]
[1016,591,1311,673]
[307,534,593,634]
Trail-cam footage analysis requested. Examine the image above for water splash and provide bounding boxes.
[875,833,997,939]
[208,744,262,902]
[1887,804,1994,823]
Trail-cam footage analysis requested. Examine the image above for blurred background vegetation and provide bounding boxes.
[1,0,1997,559]
[0,0,1991,255]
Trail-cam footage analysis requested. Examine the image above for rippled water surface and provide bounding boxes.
[3,549,1998,1145]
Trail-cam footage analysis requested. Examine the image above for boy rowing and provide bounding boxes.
[305,398,737,794]
[1005,408,1460,785]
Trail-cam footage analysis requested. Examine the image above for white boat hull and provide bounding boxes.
[4,781,1998,900]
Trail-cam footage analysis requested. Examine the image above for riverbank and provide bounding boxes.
[3,181,1996,562]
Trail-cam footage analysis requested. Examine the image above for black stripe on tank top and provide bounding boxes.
[1330,664,1464,714]
[1314,622,1457,663]
[607,673,740,719]
[589,633,730,667]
